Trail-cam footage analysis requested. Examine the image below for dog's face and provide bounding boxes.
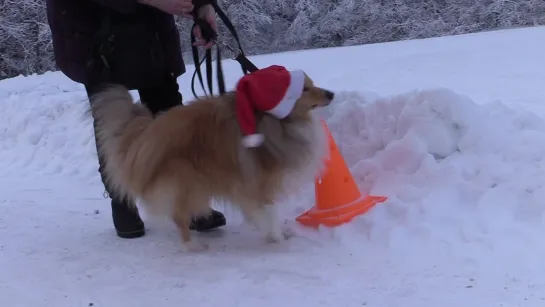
[289,73,335,119]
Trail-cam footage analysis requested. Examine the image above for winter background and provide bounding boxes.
[2,0,545,306]
[2,0,545,78]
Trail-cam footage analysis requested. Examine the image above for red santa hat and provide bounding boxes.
[235,65,306,148]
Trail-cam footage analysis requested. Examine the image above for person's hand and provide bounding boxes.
[138,0,194,16]
[183,4,218,49]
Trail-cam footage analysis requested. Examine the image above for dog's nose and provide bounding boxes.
[324,90,335,101]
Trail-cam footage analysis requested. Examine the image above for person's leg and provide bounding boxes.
[137,74,227,232]
[85,84,146,239]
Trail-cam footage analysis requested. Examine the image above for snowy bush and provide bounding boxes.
[0,0,54,79]
[1,0,545,80]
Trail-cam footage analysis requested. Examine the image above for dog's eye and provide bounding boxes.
[303,87,309,92]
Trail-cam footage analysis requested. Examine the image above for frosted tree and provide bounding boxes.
[1,0,545,80]
[0,0,54,79]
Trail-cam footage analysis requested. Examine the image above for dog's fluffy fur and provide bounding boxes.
[88,73,333,251]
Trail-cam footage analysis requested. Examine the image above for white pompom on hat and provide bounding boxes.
[235,65,306,148]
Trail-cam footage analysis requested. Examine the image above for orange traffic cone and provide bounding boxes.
[296,120,387,228]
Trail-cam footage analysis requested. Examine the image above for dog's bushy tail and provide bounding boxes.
[88,85,153,203]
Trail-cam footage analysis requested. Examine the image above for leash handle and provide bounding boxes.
[192,15,217,43]
[190,0,259,99]
[191,0,218,43]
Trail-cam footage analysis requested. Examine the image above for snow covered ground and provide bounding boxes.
[2,25,545,306]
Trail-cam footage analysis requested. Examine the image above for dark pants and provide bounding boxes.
[86,74,183,116]
[85,73,182,235]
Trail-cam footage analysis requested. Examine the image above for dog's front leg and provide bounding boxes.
[173,208,209,252]
[249,205,294,243]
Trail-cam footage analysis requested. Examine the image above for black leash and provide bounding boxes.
[190,0,259,99]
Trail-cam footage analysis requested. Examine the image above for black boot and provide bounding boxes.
[99,172,146,239]
[110,195,146,239]
[97,151,145,239]
[189,209,227,232]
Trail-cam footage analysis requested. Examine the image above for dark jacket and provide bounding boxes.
[45,0,186,89]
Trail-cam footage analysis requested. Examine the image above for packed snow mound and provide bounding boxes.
[325,88,545,181]
[315,87,545,233]
[0,85,96,179]
[294,88,545,290]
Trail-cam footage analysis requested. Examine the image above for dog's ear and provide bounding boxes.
[303,73,314,88]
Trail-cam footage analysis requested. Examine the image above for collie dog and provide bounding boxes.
[88,67,334,251]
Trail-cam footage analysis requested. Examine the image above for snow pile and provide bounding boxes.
[293,88,545,296]
[3,26,545,306]
[0,72,96,179]
[319,87,545,235]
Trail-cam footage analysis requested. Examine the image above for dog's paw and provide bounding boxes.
[264,230,285,244]
[281,225,296,239]
[183,240,209,253]
[264,225,295,243]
